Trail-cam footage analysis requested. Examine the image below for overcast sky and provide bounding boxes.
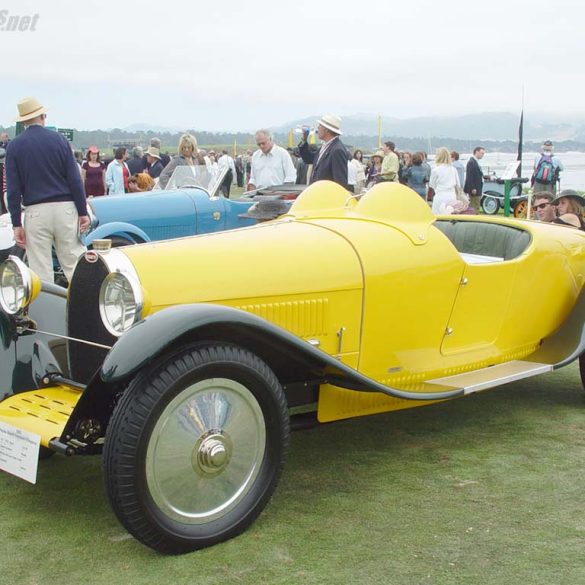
[3,0,583,132]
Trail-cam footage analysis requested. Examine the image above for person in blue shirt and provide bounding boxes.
[450,151,465,189]
[402,152,430,200]
[5,97,88,283]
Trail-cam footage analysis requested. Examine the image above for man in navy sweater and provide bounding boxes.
[6,97,89,283]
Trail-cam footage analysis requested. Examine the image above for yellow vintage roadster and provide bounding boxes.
[1,181,585,554]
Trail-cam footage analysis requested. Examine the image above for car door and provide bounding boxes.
[189,191,227,233]
[440,260,518,355]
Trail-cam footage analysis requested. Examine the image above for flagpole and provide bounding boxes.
[377,114,382,148]
[519,87,530,219]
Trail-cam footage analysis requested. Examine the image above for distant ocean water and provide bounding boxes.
[459,152,585,191]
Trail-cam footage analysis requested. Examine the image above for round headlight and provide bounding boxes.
[99,271,143,336]
[0,256,35,315]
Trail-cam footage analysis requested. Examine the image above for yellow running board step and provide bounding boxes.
[0,386,82,447]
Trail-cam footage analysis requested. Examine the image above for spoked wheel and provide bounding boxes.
[513,200,528,219]
[481,196,500,215]
[103,344,289,554]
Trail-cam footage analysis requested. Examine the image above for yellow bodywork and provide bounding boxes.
[115,181,585,423]
[0,386,82,447]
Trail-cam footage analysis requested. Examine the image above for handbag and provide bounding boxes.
[453,168,469,205]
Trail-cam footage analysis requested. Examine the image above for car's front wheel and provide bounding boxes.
[103,344,289,554]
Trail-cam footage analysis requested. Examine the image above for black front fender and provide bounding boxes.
[100,304,464,402]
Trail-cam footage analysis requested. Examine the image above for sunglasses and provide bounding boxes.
[533,203,551,210]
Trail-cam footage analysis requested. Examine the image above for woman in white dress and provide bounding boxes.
[350,150,366,194]
[429,147,460,214]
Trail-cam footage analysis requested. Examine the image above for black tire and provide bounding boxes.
[103,344,289,554]
[579,354,585,391]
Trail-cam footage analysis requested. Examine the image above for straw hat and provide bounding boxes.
[145,146,161,160]
[372,150,384,160]
[16,97,47,122]
[317,113,342,136]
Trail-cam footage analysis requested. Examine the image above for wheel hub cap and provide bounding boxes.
[145,378,266,524]
[194,432,232,476]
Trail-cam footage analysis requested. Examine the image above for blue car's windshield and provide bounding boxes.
[161,165,227,197]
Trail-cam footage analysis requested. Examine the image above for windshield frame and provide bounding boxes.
[161,164,228,199]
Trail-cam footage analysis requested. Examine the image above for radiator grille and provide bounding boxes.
[67,256,115,383]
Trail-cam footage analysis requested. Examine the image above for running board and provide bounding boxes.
[425,360,553,395]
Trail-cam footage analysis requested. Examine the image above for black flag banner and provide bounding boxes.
[517,109,524,177]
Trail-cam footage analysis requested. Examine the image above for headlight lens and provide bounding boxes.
[99,271,143,336]
[0,256,36,315]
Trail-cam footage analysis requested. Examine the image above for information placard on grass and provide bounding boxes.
[0,421,40,484]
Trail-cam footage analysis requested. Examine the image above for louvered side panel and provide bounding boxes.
[237,298,328,338]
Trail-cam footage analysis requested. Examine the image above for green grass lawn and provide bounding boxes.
[1,365,585,585]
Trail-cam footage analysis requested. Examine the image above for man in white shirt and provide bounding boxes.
[248,129,297,190]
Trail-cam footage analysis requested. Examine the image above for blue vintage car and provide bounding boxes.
[85,166,257,246]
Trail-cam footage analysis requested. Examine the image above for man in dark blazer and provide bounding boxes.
[298,114,350,190]
[464,146,485,212]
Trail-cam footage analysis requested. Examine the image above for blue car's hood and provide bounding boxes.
[88,188,256,242]
[90,189,198,233]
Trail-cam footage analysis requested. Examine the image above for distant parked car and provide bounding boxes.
[85,166,257,247]
[481,177,529,217]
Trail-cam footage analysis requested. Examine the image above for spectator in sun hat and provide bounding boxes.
[81,145,106,197]
[366,150,384,188]
[5,97,89,283]
[145,146,164,179]
[149,137,171,168]
[551,189,585,230]
[298,113,350,189]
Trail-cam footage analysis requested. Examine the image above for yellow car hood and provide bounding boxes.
[121,219,364,309]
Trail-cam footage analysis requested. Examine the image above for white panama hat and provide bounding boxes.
[316,113,342,136]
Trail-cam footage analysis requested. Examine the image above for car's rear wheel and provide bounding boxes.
[103,344,289,554]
